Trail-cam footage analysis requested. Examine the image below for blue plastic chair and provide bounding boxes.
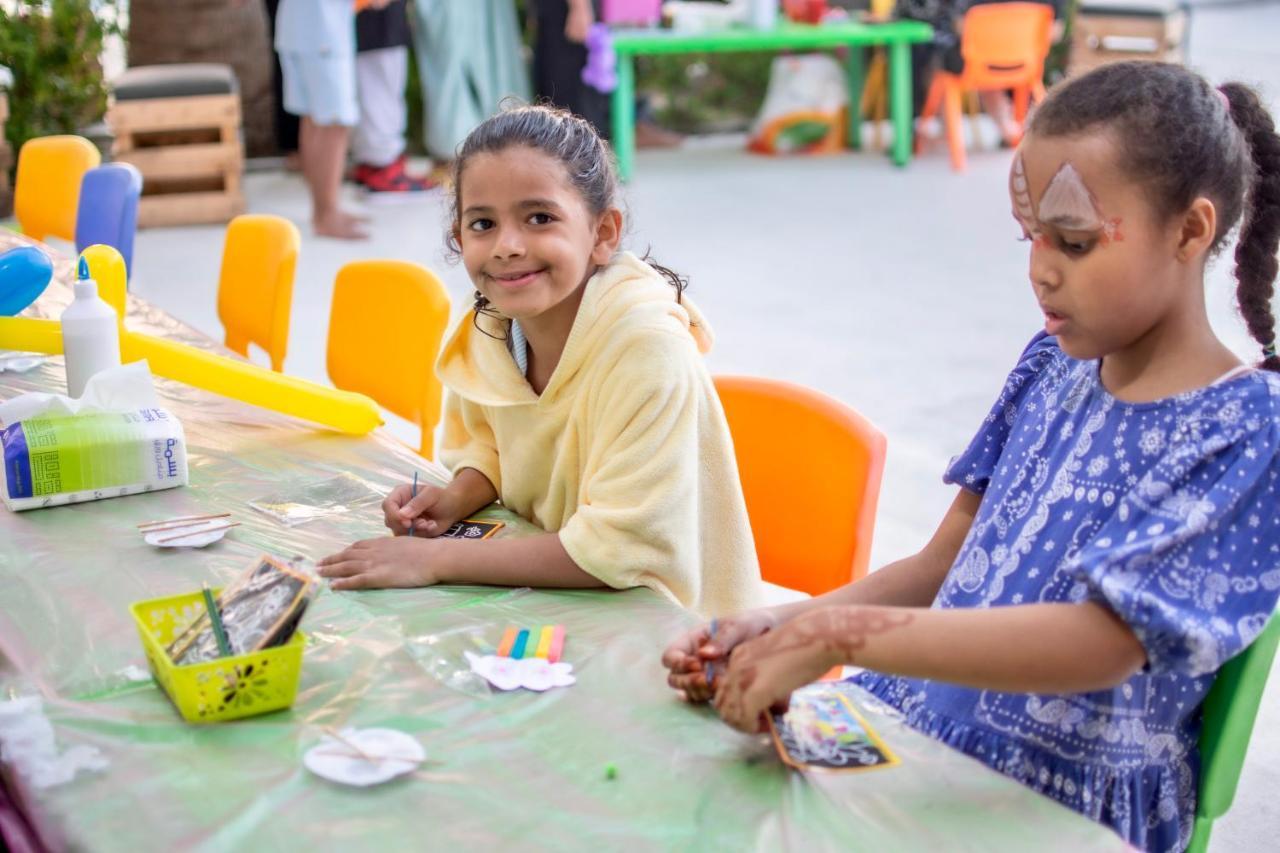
[74,163,142,280]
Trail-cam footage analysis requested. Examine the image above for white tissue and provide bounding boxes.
[0,697,108,789]
[0,360,160,426]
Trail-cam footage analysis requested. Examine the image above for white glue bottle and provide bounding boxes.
[61,257,121,398]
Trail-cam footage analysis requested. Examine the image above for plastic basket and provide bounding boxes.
[129,589,305,723]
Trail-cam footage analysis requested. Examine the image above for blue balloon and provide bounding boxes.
[0,246,54,316]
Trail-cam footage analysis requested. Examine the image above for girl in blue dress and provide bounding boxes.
[662,62,1280,852]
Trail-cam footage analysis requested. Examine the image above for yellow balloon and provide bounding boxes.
[79,244,128,321]
[121,332,383,435]
[0,316,61,354]
[0,316,383,435]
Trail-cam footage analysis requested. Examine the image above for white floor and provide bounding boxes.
[117,5,1280,849]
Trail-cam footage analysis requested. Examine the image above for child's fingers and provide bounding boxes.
[329,571,381,591]
[317,558,366,579]
[383,485,412,513]
[667,669,711,698]
[318,548,357,567]
[661,627,708,671]
[400,486,441,519]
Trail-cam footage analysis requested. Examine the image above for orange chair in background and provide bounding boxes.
[217,214,301,373]
[327,260,451,459]
[715,376,887,597]
[14,135,101,242]
[917,3,1053,172]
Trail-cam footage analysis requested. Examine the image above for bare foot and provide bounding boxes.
[314,211,369,240]
[635,120,683,149]
[341,208,373,224]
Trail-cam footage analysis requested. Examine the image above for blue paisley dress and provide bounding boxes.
[856,333,1280,852]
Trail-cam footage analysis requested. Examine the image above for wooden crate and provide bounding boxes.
[1070,4,1188,76]
[107,92,245,228]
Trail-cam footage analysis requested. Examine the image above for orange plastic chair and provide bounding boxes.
[917,3,1053,172]
[216,214,301,373]
[715,376,888,596]
[326,260,452,459]
[14,135,102,242]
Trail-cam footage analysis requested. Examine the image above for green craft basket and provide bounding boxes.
[130,589,305,723]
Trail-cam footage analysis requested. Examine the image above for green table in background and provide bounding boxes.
[609,20,935,181]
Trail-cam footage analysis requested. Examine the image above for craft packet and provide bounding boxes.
[168,554,317,665]
[248,472,382,527]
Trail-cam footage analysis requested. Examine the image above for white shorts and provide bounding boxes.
[279,50,359,127]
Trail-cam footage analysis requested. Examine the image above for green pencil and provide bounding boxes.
[202,582,233,658]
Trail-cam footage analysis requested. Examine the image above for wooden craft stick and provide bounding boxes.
[318,726,424,766]
[322,726,378,762]
[157,522,240,544]
[137,512,230,530]
[534,625,554,660]
[496,626,518,657]
[547,625,566,664]
[201,582,233,658]
[511,629,530,660]
[140,517,235,535]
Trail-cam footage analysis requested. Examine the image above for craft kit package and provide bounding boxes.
[2,407,188,511]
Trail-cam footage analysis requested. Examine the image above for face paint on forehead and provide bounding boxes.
[1010,153,1036,228]
[1038,163,1103,229]
[1039,162,1125,244]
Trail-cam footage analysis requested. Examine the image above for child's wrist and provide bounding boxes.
[427,537,465,584]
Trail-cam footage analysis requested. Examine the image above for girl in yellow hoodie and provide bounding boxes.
[319,105,762,616]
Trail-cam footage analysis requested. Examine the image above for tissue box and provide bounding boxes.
[2,407,188,511]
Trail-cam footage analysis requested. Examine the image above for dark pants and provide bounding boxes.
[264,0,300,154]
[532,0,611,138]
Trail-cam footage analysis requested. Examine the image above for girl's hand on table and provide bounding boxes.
[383,482,464,537]
[319,536,452,590]
[712,611,844,734]
[661,610,778,703]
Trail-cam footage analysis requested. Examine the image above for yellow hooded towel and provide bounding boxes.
[436,253,762,616]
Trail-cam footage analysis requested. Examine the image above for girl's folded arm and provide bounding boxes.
[436,532,606,589]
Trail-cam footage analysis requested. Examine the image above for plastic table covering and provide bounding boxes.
[0,234,1126,851]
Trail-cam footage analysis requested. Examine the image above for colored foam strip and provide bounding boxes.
[511,629,531,660]
[534,625,554,660]
[496,626,518,657]
[547,625,566,663]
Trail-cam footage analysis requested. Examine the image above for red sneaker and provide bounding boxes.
[353,155,438,201]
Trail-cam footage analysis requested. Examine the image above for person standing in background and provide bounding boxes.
[275,0,378,239]
[263,0,300,169]
[531,0,681,148]
[411,0,531,162]
[351,0,437,196]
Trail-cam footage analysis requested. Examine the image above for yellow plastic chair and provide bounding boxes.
[326,260,452,459]
[715,376,888,597]
[216,214,301,372]
[14,135,102,242]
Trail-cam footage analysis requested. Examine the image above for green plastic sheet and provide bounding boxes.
[0,234,1125,850]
